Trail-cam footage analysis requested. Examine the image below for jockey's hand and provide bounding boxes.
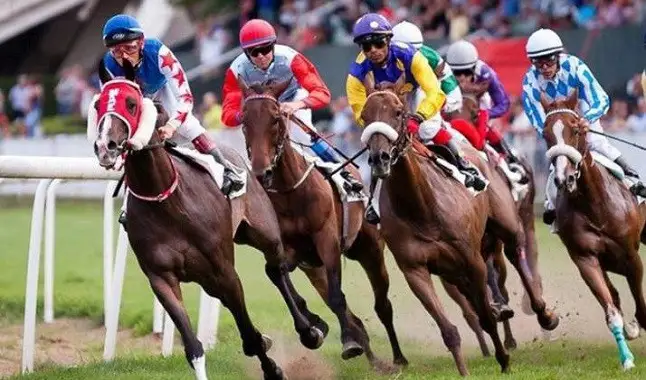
[406,113,424,134]
[280,101,306,115]
[157,124,176,140]
[579,118,590,132]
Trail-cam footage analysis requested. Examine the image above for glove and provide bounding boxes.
[406,113,424,134]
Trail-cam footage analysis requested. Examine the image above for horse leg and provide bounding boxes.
[625,253,646,339]
[493,251,518,350]
[574,255,635,370]
[352,230,408,367]
[202,260,284,380]
[501,231,558,331]
[441,278,491,357]
[461,259,511,373]
[147,273,208,380]
[240,223,325,350]
[403,266,468,376]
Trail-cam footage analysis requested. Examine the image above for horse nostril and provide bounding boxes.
[264,168,273,178]
[380,151,391,162]
[107,140,118,151]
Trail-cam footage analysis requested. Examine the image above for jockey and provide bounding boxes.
[220,19,364,193]
[521,28,646,224]
[98,14,244,228]
[347,14,486,223]
[445,40,519,165]
[391,21,463,118]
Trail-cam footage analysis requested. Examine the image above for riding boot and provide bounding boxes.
[614,156,646,197]
[192,133,244,195]
[118,210,128,231]
[486,258,514,321]
[340,169,364,192]
[311,136,363,193]
[446,139,487,191]
[365,177,380,225]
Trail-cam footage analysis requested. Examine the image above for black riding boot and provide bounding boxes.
[118,210,128,231]
[208,147,245,195]
[615,156,646,197]
[446,139,487,191]
[340,169,364,192]
[365,177,380,225]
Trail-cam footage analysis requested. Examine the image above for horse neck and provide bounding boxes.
[383,151,437,221]
[273,140,311,189]
[125,147,175,198]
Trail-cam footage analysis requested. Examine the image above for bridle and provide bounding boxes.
[364,89,412,165]
[242,92,316,193]
[544,108,589,180]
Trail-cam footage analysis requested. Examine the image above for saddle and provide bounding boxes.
[411,139,488,196]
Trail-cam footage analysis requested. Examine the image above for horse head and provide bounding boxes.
[359,72,410,179]
[238,75,291,187]
[93,60,160,169]
[540,89,586,193]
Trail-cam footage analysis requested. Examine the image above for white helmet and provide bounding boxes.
[526,28,563,58]
[446,40,478,70]
[392,21,423,49]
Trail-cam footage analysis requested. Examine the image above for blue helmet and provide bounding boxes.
[352,13,393,44]
[102,14,144,47]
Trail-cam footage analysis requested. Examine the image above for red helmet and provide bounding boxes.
[239,19,276,49]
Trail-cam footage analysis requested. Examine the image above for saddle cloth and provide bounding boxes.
[291,142,367,204]
[170,146,247,200]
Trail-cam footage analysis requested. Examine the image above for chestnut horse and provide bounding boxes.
[360,75,558,375]
[237,78,406,369]
[541,90,646,370]
[92,62,324,380]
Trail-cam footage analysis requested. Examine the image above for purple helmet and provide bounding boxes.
[352,13,393,44]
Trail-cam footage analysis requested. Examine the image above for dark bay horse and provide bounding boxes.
[541,90,646,370]
[92,63,324,380]
[237,78,406,370]
[360,75,558,375]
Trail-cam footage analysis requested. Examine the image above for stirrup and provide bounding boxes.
[118,211,128,231]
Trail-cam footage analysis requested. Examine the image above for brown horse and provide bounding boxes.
[541,90,646,370]
[360,75,558,375]
[237,78,406,369]
[92,62,325,380]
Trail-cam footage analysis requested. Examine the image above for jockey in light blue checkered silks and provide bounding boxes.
[521,28,646,225]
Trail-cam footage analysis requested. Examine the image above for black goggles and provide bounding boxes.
[247,43,274,57]
[453,69,475,77]
[531,55,558,68]
[359,38,388,52]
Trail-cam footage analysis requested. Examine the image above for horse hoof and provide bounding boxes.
[538,311,559,331]
[312,316,329,338]
[263,364,285,380]
[341,341,364,360]
[623,358,635,371]
[625,320,641,340]
[262,334,273,352]
[505,338,518,350]
[393,356,409,367]
[299,326,325,350]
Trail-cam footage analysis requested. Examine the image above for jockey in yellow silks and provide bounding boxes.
[345,13,486,223]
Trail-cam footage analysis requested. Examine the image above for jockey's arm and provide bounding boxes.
[346,69,368,126]
[158,45,194,130]
[220,68,243,127]
[410,51,445,120]
[521,74,545,134]
[486,70,511,119]
[290,54,331,109]
[576,60,609,124]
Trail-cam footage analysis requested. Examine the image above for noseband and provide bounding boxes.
[544,108,588,179]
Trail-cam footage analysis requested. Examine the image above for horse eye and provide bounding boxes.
[126,98,137,115]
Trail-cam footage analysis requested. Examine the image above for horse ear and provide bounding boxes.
[121,59,136,81]
[270,78,291,99]
[394,72,407,94]
[540,93,551,111]
[363,72,375,95]
[98,60,111,85]
[566,89,578,110]
[237,75,253,98]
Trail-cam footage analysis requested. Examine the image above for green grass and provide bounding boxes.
[1,200,646,379]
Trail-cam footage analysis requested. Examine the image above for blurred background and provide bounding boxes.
[1,0,646,201]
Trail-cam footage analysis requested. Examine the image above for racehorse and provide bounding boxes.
[237,77,407,370]
[92,61,324,380]
[359,73,558,375]
[541,90,646,370]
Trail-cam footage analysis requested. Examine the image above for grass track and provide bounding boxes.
[1,200,646,379]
